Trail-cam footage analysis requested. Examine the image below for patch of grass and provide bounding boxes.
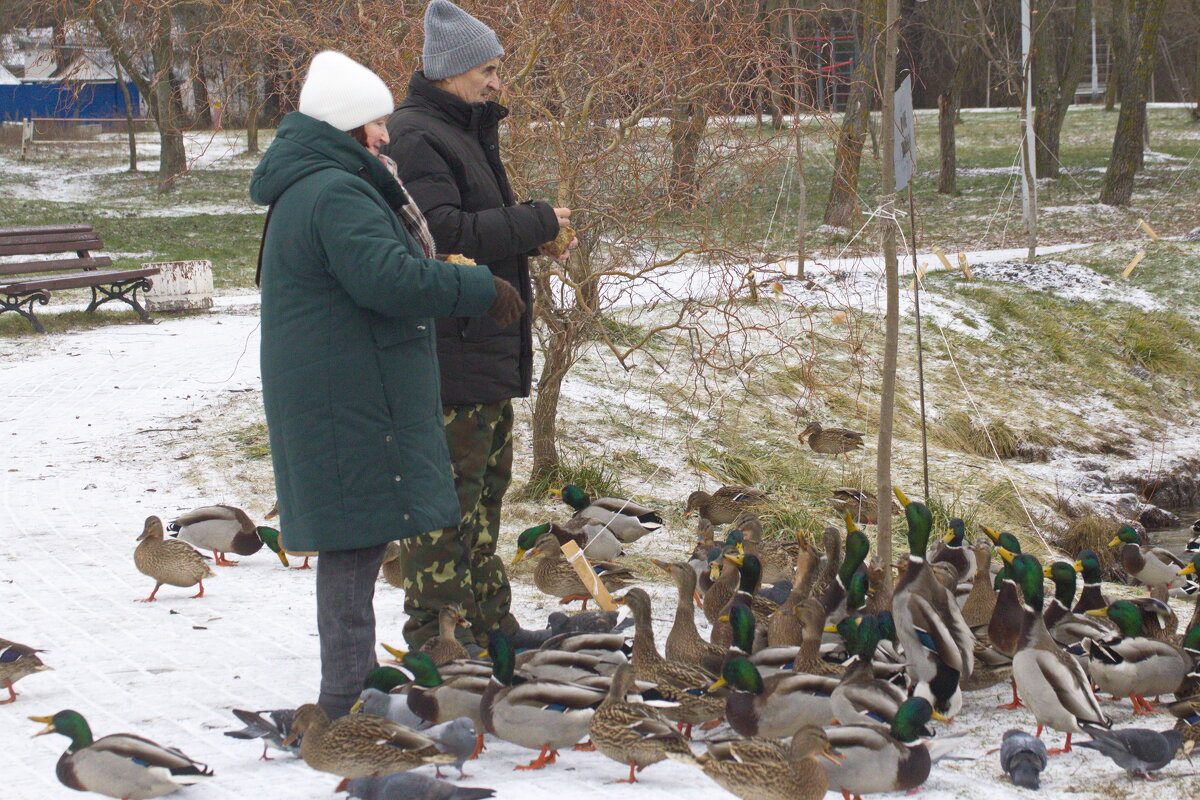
[931,410,1021,459]
[1058,514,1124,578]
[0,307,154,337]
[687,446,761,489]
[230,422,271,460]
[1119,309,1200,377]
[512,459,625,503]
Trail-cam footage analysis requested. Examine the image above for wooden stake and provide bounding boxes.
[933,247,954,271]
[1121,249,1146,278]
[559,540,618,611]
[957,253,973,280]
[907,261,927,291]
[1137,218,1159,240]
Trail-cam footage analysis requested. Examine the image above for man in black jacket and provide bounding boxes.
[385,0,574,650]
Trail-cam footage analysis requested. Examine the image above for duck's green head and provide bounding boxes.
[1182,623,1200,656]
[835,615,861,655]
[876,610,898,643]
[1074,550,1103,583]
[515,523,551,564]
[255,526,289,566]
[487,630,516,685]
[713,656,764,695]
[1011,553,1045,613]
[730,553,762,594]
[841,527,871,583]
[1045,561,1077,607]
[1086,599,1143,638]
[856,614,882,660]
[561,484,590,512]
[29,710,93,751]
[400,652,444,689]
[724,529,746,553]
[846,570,869,611]
[894,487,934,558]
[943,518,966,547]
[727,603,756,653]
[1179,553,1199,578]
[362,666,411,693]
[891,697,937,743]
[1109,525,1140,548]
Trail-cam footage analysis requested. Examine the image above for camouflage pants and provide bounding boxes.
[399,400,518,648]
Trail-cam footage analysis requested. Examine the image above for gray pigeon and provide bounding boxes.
[1076,727,1186,778]
[424,717,477,779]
[343,773,494,800]
[356,688,424,729]
[1000,729,1047,789]
[547,610,623,635]
[224,708,299,760]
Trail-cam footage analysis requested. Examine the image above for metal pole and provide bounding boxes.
[1021,0,1038,263]
[877,0,900,593]
[908,183,929,501]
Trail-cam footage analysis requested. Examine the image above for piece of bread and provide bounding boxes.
[541,224,575,258]
[440,253,476,266]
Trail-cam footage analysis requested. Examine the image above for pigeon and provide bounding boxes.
[343,773,495,800]
[1000,729,1048,789]
[224,708,299,760]
[756,579,793,606]
[547,610,625,635]
[424,717,477,779]
[1076,727,1187,779]
[355,687,425,730]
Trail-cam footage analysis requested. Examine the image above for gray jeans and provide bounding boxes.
[316,543,387,720]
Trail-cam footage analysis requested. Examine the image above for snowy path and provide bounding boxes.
[0,307,1186,799]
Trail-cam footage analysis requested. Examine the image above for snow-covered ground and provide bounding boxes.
[1,297,1196,800]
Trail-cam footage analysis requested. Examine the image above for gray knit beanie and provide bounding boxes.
[422,0,504,80]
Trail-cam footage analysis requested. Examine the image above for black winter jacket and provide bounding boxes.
[385,71,559,406]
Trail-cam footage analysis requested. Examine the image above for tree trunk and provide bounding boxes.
[114,59,138,172]
[822,0,883,228]
[191,54,212,129]
[937,53,968,196]
[1033,0,1093,178]
[1193,8,1200,119]
[668,101,706,202]
[529,325,575,485]
[1100,0,1167,206]
[1106,0,1132,111]
[246,72,261,155]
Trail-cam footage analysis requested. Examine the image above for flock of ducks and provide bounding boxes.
[7,474,1200,800]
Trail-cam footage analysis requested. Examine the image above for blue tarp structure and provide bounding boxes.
[0,81,139,121]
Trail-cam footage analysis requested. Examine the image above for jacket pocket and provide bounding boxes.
[369,315,432,348]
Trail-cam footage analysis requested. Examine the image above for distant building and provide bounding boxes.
[0,45,139,121]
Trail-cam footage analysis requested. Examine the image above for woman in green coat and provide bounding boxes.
[249,51,521,720]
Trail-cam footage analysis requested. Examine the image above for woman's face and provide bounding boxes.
[362,117,389,155]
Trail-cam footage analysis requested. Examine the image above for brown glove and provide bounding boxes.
[487,276,525,328]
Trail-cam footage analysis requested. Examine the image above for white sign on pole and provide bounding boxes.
[894,75,916,191]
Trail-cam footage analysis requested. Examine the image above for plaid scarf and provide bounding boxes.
[377,153,437,258]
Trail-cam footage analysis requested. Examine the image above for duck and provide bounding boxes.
[766,532,823,648]
[1007,552,1110,754]
[929,518,975,586]
[133,516,214,602]
[263,501,318,568]
[1083,600,1192,714]
[821,697,943,799]
[684,485,768,526]
[0,638,51,705]
[799,421,865,456]
[703,548,740,625]
[397,651,489,742]
[709,554,778,650]
[380,541,404,588]
[515,521,623,566]
[1070,549,1110,613]
[513,530,635,610]
[723,526,795,587]
[286,704,451,788]
[616,587,724,737]
[588,662,691,783]
[166,505,277,566]
[829,487,889,525]
[829,615,907,726]
[560,485,662,544]
[820,515,872,624]
[890,490,974,716]
[1041,560,1114,649]
[1168,694,1200,748]
[1110,525,1187,599]
[418,606,470,666]
[654,559,726,675]
[1187,520,1200,553]
[959,539,997,629]
[669,725,836,800]
[480,630,605,770]
[30,709,213,798]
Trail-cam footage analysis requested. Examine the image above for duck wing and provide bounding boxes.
[66,734,211,796]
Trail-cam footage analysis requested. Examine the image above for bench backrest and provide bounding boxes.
[0,224,112,277]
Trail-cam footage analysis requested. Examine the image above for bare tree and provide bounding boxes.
[1032,0,1093,178]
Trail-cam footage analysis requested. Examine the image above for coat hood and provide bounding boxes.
[249,111,405,207]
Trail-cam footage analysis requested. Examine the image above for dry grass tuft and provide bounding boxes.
[1058,514,1124,578]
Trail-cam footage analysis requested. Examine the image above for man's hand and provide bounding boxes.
[486,276,525,328]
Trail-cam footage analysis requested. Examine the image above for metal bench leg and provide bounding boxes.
[86,278,155,323]
[1,291,50,334]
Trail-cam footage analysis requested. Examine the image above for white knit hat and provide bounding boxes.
[298,51,393,131]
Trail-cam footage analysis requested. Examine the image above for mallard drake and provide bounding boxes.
[30,709,213,798]
[516,521,623,566]
[1008,553,1110,754]
[890,490,974,716]
[560,485,663,544]
[166,505,278,566]
[820,515,871,623]
[287,703,452,787]
[684,485,768,526]
[799,421,865,455]
[930,518,975,586]
[654,558,726,675]
[669,725,836,800]
[419,606,470,666]
[1083,600,1191,714]
[1072,549,1110,614]
[263,501,317,568]
[0,638,51,704]
[1110,525,1187,599]
[133,516,214,602]
[380,541,404,588]
[1041,561,1114,649]
[829,615,906,726]
[588,662,690,782]
[723,527,794,587]
[820,697,939,799]
[513,531,635,610]
[480,630,605,769]
[1168,694,1200,747]
[616,588,723,736]
[397,651,489,737]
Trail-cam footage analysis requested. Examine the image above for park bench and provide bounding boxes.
[0,224,160,333]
